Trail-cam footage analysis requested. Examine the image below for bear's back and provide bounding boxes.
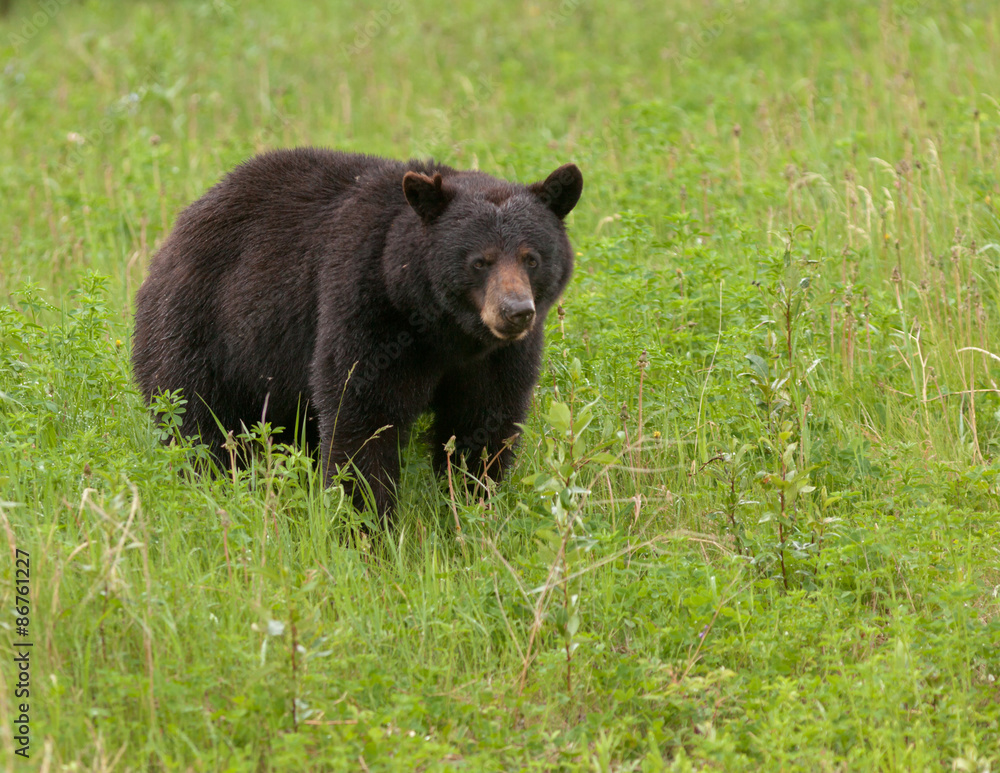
[177,149,390,239]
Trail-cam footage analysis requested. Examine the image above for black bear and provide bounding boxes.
[132,148,582,524]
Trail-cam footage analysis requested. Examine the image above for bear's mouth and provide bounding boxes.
[485,321,533,341]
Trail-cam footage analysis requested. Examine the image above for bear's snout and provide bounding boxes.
[480,264,537,341]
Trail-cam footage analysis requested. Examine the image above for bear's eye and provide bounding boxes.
[472,257,487,270]
[525,253,539,269]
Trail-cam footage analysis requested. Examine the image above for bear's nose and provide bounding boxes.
[502,298,536,329]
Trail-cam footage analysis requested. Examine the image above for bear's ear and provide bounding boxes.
[528,163,583,219]
[403,171,454,222]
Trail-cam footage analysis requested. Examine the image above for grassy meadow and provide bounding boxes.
[2,0,1000,769]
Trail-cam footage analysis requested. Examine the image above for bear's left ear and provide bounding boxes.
[403,171,454,222]
[528,163,583,219]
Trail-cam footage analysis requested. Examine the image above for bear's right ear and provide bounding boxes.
[403,172,454,222]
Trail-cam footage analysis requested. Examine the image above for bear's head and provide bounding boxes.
[402,163,583,346]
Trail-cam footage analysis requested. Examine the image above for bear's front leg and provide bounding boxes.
[431,339,541,484]
[312,341,435,527]
[317,411,402,527]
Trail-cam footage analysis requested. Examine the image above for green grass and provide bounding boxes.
[2,0,1000,769]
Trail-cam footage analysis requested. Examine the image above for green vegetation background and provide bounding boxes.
[1,0,999,770]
